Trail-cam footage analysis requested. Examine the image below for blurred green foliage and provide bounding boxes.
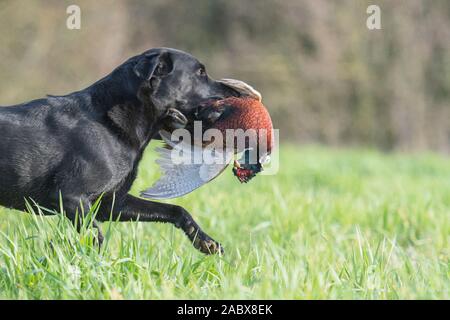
[0,0,449,152]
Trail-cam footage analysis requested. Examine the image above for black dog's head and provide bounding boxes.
[127,47,238,119]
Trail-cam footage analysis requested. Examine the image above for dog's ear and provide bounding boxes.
[133,51,173,81]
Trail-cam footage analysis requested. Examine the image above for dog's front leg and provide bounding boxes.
[61,196,104,246]
[101,194,223,255]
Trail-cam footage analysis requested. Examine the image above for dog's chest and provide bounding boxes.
[95,147,144,200]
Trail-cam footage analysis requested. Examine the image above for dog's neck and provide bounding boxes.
[86,68,161,150]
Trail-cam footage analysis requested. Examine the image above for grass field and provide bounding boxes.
[0,144,448,299]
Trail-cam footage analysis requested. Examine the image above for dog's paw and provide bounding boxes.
[192,233,224,255]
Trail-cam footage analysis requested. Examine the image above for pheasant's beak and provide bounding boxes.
[218,78,262,102]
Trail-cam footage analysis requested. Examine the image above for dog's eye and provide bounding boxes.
[197,67,207,77]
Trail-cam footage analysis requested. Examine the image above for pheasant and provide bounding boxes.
[141,79,274,199]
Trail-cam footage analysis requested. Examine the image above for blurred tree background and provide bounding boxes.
[0,0,449,153]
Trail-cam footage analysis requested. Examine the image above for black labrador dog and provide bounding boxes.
[0,47,240,254]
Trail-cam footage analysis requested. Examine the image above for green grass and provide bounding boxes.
[0,144,449,299]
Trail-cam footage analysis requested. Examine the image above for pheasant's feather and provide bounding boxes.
[140,131,233,199]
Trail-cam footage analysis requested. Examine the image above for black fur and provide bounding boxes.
[0,48,236,254]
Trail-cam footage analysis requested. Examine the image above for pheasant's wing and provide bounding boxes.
[140,132,233,200]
